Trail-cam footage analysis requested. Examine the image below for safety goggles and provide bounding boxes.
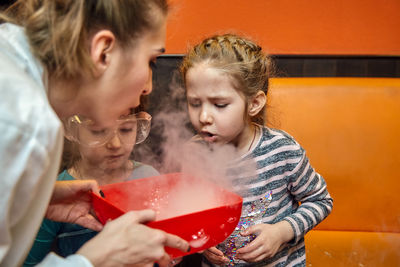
[63,111,152,147]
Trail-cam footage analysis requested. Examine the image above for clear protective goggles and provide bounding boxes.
[63,111,152,147]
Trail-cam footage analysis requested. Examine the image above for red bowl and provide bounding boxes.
[91,172,243,259]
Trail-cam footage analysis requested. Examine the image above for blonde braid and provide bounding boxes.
[181,34,274,124]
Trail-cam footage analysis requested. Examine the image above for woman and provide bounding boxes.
[0,1,189,266]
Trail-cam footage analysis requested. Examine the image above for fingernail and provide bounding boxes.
[99,190,105,198]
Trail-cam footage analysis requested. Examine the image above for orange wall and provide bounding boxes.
[166,0,400,55]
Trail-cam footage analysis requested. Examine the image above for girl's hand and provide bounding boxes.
[46,180,103,231]
[203,246,230,266]
[77,210,190,267]
[236,221,294,262]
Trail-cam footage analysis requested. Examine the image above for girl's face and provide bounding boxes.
[79,137,135,172]
[51,12,166,128]
[186,64,252,148]
[78,110,136,172]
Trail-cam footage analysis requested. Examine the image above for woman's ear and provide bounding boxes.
[90,30,116,75]
[248,91,266,117]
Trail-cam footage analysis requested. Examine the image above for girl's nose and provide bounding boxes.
[106,132,122,149]
[199,108,213,124]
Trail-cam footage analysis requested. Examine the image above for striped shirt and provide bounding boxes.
[204,125,333,267]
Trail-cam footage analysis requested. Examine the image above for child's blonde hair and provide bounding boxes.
[180,34,274,125]
[1,0,168,80]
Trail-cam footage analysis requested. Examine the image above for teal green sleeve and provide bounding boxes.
[23,170,72,266]
[23,218,62,266]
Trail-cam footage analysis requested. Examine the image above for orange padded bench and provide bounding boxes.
[267,78,400,266]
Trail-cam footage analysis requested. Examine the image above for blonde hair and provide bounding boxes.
[180,34,274,125]
[1,0,168,79]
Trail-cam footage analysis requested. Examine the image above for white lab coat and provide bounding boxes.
[0,23,92,267]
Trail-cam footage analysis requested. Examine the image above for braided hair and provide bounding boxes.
[180,34,274,125]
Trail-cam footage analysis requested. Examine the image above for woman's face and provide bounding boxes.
[52,11,166,128]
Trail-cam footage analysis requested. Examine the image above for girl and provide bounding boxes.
[180,34,333,266]
[24,105,160,266]
[0,1,189,266]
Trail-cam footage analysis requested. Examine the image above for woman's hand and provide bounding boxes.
[235,221,294,262]
[46,180,103,231]
[203,246,230,266]
[77,210,190,267]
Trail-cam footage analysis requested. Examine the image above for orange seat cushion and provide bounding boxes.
[305,230,400,266]
[267,78,400,233]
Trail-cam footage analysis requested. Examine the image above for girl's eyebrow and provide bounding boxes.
[208,96,229,101]
[187,95,228,101]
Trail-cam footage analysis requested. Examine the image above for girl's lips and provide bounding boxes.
[108,154,124,159]
[200,132,218,143]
